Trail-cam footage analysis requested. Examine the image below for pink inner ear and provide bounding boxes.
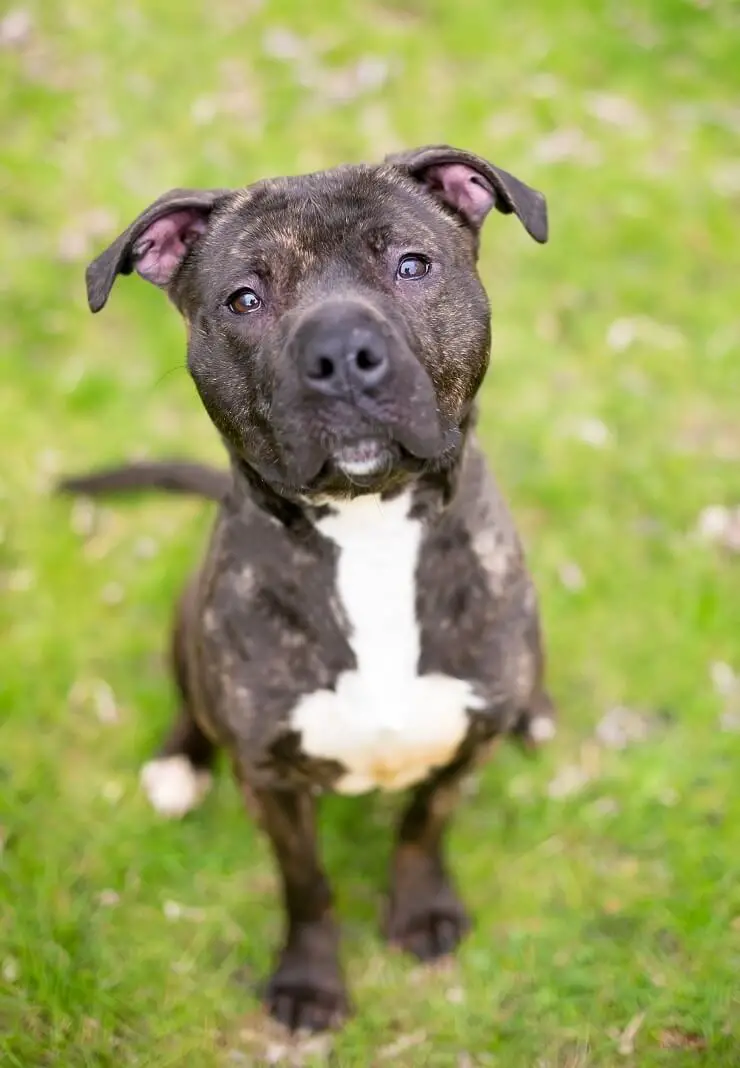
[132,210,209,286]
[425,163,495,228]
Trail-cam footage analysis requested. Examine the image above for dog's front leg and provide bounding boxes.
[384,757,475,962]
[244,784,349,1032]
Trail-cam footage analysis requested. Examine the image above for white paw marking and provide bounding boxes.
[140,756,212,818]
[528,716,557,744]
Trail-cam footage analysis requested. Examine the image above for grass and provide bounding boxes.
[1,0,740,1064]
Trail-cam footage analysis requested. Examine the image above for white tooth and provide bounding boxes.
[335,439,387,477]
[340,457,384,476]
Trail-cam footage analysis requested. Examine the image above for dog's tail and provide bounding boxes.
[57,460,229,502]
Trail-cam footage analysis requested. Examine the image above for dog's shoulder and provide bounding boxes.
[415,438,540,698]
[419,436,528,596]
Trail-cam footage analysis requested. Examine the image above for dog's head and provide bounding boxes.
[87,146,547,499]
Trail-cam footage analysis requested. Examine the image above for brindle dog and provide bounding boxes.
[60,145,555,1033]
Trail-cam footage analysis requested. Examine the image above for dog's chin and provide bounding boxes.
[302,436,448,499]
[246,419,462,503]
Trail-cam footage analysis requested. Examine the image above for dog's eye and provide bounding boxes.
[226,288,262,314]
[396,254,430,280]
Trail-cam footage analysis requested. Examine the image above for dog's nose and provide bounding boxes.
[298,314,390,397]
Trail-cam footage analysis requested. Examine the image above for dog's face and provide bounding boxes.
[87,146,547,498]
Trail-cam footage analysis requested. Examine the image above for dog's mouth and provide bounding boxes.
[311,422,460,494]
[252,423,462,501]
[255,390,464,498]
[330,438,394,484]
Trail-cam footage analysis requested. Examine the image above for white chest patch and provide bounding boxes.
[290,491,484,794]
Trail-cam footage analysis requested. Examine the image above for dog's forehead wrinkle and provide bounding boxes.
[211,167,454,258]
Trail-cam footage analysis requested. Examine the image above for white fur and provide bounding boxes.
[290,491,484,794]
[529,715,557,743]
[140,756,212,818]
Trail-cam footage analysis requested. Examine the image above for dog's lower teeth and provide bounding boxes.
[341,458,383,476]
[335,442,386,477]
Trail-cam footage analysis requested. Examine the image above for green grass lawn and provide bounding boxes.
[2,0,740,1064]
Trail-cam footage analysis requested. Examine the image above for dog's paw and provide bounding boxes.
[526,714,557,744]
[265,960,349,1033]
[511,689,557,750]
[384,881,470,961]
[140,756,212,818]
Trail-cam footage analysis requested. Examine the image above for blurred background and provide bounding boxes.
[1,1,739,1065]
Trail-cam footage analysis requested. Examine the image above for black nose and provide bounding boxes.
[297,309,390,397]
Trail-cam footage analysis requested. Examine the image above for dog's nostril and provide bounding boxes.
[308,355,336,381]
[350,346,388,384]
[355,347,381,373]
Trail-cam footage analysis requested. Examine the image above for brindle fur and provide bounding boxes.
[60,145,554,1033]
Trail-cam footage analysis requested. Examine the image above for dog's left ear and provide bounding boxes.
[386,145,548,244]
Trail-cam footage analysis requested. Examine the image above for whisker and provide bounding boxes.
[153,363,188,389]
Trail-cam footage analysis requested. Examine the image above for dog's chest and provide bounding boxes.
[290,492,482,794]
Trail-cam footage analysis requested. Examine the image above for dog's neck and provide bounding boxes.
[226,454,332,530]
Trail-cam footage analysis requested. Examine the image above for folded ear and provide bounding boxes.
[85,187,230,313]
[386,144,548,244]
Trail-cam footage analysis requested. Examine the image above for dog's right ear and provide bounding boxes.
[85,188,230,313]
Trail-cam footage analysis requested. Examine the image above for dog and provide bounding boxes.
[59,145,555,1033]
